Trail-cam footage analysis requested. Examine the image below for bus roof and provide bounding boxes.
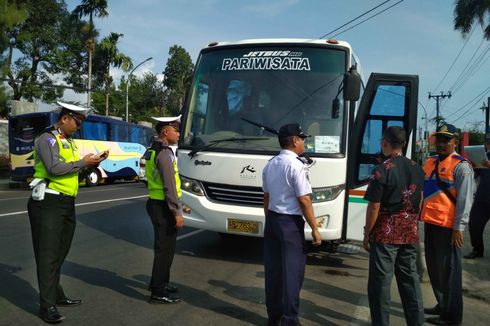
[10,111,152,128]
[205,38,352,51]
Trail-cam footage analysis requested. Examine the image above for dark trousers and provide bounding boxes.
[28,194,76,309]
[368,242,424,326]
[468,196,490,254]
[146,199,177,296]
[424,223,463,323]
[264,211,306,326]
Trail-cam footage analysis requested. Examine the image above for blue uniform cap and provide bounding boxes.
[278,123,311,139]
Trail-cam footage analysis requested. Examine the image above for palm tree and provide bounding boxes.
[72,0,109,107]
[454,0,490,39]
[98,32,133,116]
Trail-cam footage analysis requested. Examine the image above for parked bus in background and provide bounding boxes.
[9,112,155,186]
[177,38,419,243]
[0,119,8,172]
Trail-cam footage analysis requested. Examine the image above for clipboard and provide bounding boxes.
[464,145,488,169]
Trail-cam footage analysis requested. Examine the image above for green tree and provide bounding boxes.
[127,72,165,122]
[92,32,132,116]
[4,0,88,102]
[0,0,28,117]
[454,0,490,39]
[0,0,28,68]
[72,0,108,106]
[162,45,194,115]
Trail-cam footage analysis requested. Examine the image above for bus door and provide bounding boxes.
[343,73,419,241]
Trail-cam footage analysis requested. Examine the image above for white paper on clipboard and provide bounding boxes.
[464,145,488,169]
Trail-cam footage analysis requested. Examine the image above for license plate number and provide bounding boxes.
[227,219,259,234]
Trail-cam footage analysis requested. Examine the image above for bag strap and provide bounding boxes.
[434,160,457,205]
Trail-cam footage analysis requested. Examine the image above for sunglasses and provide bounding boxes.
[69,113,84,127]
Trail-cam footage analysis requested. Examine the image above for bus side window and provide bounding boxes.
[82,121,109,140]
[111,124,129,142]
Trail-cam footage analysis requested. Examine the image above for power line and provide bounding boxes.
[432,26,475,93]
[319,0,395,39]
[448,87,490,123]
[451,44,490,94]
[329,0,405,39]
[445,86,490,119]
[447,39,486,93]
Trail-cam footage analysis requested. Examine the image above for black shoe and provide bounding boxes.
[149,294,182,304]
[424,305,442,315]
[147,284,178,293]
[426,316,461,325]
[56,298,82,307]
[464,250,483,259]
[39,306,65,324]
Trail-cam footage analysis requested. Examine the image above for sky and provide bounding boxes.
[61,0,490,133]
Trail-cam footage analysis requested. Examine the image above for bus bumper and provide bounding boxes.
[181,191,345,241]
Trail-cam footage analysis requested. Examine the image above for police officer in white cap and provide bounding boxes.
[27,102,107,323]
[144,115,183,304]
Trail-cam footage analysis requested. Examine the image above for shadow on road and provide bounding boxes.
[133,274,268,325]
[63,261,148,301]
[76,201,153,250]
[0,263,39,318]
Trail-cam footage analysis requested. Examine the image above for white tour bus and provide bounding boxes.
[178,39,418,242]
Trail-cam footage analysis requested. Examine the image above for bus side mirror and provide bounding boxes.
[343,65,361,101]
[332,98,340,119]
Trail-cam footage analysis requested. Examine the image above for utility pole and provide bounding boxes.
[428,91,451,128]
[482,97,490,138]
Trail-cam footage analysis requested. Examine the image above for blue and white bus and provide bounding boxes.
[9,112,155,186]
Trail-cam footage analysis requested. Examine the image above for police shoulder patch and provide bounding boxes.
[48,138,57,147]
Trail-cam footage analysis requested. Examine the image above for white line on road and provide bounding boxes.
[177,229,205,241]
[350,294,371,325]
[0,194,148,217]
[0,187,138,201]
[75,195,148,207]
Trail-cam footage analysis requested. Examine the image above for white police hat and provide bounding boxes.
[151,114,182,124]
[57,101,90,116]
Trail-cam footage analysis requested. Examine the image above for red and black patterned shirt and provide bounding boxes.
[364,154,425,244]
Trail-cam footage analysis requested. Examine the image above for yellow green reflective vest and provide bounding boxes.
[145,145,182,200]
[33,129,80,197]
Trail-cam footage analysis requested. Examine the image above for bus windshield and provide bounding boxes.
[182,46,348,156]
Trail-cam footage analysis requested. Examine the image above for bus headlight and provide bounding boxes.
[180,175,204,196]
[311,184,344,202]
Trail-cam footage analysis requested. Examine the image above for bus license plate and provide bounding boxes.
[227,219,259,234]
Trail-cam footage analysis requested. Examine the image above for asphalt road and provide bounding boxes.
[0,182,488,325]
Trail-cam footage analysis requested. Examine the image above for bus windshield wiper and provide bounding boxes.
[241,118,279,135]
[188,136,268,158]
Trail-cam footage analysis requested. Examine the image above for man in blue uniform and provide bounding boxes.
[465,136,490,259]
[262,123,322,326]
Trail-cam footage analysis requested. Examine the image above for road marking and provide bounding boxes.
[350,295,370,325]
[177,229,205,241]
[0,187,138,202]
[0,210,28,217]
[75,195,148,207]
[0,195,148,217]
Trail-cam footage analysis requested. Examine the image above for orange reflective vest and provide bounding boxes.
[421,154,465,229]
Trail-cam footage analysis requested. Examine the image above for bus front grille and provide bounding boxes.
[202,182,263,206]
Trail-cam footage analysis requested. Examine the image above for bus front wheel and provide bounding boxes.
[86,169,101,187]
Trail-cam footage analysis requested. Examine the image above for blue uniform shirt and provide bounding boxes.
[262,149,312,215]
